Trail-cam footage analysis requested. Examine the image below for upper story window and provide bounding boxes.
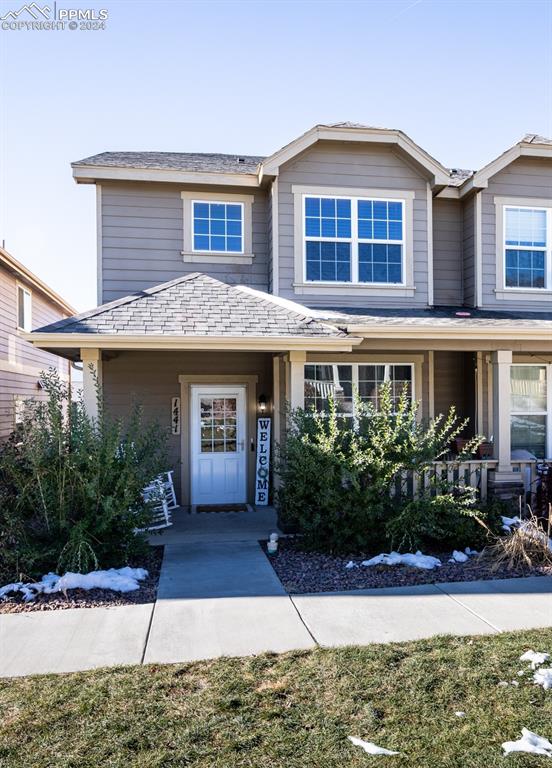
[304,195,405,285]
[17,284,32,332]
[504,205,550,290]
[192,201,244,254]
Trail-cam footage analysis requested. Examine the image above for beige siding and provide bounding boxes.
[433,351,476,434]
[276,141,430,308]
[433,198,463,306]
[481,157,552,310]
[101,181,269,302]
[103,350,273,500]
[462,195,476,306]
[0,264,71,439]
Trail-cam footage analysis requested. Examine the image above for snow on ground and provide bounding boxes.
[520,650,551,669]
[348,736,399,755]
[361,552,442,570]
[534,668,552,690]
[501,515,521,533]
[449,550,469,563]
[502,728,552,757]
[0,567,148,602]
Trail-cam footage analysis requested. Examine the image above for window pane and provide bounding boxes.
[306,241,351,282]
[304,197,351,242]
[505,207,547,247]
[358,244,402,284]
[511,366,547,412]
[358,199,403,242]
[504,249,546,288]
[303,364,353,414]
[193,202,243,253]
[511,415,546,458]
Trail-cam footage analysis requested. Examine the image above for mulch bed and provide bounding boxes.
[0,546,164,614]
[264,538,552,594]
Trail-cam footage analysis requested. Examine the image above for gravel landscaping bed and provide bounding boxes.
[264,538,552,593]
[0,546,164,613]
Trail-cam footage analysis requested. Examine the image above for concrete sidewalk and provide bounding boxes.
[2,505,552,678]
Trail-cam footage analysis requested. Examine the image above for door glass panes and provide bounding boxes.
[200,397,237,453]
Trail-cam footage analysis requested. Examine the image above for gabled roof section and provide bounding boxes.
[0,246,76,315]
[459,133,552,196]
[32,273,346,339]
[260,123,452,188]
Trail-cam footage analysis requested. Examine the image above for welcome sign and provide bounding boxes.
[255,417,271,505]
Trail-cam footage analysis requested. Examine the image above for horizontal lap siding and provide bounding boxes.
[101,182,269,302]
[481,158,552,310]
[277,141,429,308]
[433,198,463,306]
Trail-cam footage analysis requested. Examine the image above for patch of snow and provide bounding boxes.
[455,711,466,717]
[348,736,399,755]
[0,567,148,602]
[502,727,552,757]
[464,547,479,556]
[497,681,509,687]
[501,515,521,533]
[511,680,520,687]
[451,550,469,563]
[534,668,552,690]
[361,551,441,570]
[345,560,357,570]
[520,650,551,669]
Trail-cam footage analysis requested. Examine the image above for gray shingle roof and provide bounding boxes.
[448,168,474,186]
[523,133,552,145]
[72,151,264,175]
[34,273,345,338]
[320,305,552,330]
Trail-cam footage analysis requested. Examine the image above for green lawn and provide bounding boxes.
[1,629,552,767]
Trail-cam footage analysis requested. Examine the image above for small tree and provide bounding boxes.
[276,384,492,553]
[0,368,167,580]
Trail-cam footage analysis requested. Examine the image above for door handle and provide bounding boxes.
[250,439,255,452]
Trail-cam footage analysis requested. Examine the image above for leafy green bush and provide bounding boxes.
[276,384,499,553]
[0,368,167,581]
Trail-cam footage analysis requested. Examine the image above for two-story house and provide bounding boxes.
[0,246,75,439]
[28,123,552,507]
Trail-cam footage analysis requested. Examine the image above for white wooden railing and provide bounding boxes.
[391,459,539,501]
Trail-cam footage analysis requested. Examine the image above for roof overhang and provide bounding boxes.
[72,164,260,188]
[347,323,552,341]
[0,247,76,315]
[260,125,451,188]
[459,142,552,197]
[27,333,362,354]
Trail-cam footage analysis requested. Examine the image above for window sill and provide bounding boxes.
[182,251,254,265]
[293,282,416,297]
[495,288,552,301]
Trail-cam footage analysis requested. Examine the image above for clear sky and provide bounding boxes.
[1,0,551,311]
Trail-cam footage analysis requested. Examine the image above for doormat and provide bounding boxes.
[196,504,249,514]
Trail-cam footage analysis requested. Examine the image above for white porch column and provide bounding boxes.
[491,349,513,475]
[81,348,102,422]
[287,350,306,410]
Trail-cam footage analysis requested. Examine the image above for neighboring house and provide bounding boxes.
[0,246,75,440]
[28,123,552,506]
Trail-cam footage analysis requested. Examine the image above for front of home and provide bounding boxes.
[28,123,552,506]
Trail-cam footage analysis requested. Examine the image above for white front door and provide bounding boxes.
[190,385,247,505]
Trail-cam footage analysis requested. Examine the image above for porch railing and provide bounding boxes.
[391,459,539,502]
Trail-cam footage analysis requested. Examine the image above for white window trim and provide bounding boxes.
[16,282,32,332]
[510,363,552,458]
[494,196,552,301]
[303,361,416,418]
[181,191,255,265]
[292,185,415,297]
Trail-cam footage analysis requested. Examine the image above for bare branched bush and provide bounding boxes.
[482,504,552,571]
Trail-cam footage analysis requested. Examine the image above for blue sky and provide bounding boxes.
[1,0,551,311]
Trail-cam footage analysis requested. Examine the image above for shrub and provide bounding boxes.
[0,368,167,581]
[276,384,498,554]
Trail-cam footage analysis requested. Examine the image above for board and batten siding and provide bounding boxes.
[0,264,71,440]
[481,157,552,311]
[100,181,270,302]
[432,198,463,306]
[276,141,430,308]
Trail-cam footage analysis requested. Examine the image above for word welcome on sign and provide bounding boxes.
[255,417,271,505]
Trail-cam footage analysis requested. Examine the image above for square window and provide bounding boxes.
[373,220,387,239]
[388,202,402,220]
[194,218,209,235]
[192,201,244,253]
[194,235,209,251]
[321,218,336,237]
[388,221,402,240]
[305,197,320,217]
[306,217,320,237]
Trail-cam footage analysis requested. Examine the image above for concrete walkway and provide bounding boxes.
[2,508,552,677]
